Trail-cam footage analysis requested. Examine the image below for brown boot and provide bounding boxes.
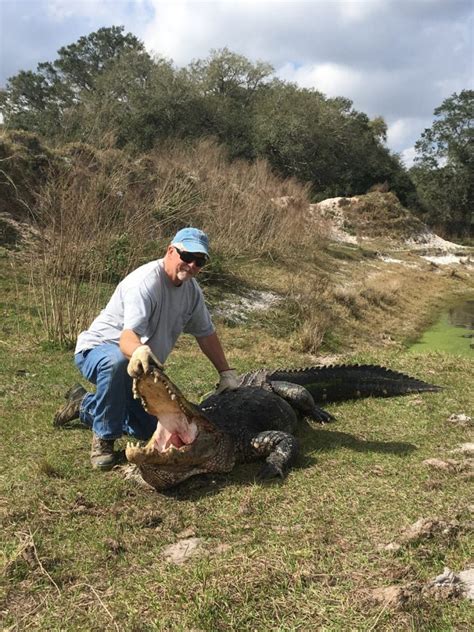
[53,384,87,427]
[90,433,116,470]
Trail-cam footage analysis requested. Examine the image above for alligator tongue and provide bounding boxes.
[152,419,197,452]
[168,432,186,448]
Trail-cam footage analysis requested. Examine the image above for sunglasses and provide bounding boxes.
[174,247,208,268]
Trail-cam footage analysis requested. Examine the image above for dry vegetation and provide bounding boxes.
[343,192,425,240]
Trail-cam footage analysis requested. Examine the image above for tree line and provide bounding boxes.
[0,26,471,237]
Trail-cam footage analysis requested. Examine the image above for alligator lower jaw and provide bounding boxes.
[125,439,193,465]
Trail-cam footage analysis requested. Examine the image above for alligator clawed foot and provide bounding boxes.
[313,407,335,423]
[256,462,285,481]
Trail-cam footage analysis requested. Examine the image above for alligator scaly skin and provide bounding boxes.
[239,364,441,402]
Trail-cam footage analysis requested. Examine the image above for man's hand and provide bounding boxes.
[215,369,239,394]
[127,345,162,378]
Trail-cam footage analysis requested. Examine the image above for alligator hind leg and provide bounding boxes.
[270,380,335,423]
[250,430,299,480]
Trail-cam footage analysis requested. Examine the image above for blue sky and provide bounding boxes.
[1,0,472,165]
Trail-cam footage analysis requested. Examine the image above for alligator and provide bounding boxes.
[125,364,441,491]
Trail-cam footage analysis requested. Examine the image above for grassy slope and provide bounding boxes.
[1,248,473,631]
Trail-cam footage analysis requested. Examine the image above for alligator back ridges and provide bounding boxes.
[240,364,442,403]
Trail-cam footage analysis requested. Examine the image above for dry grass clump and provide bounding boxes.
[360,276,401,308]
[293,274,403,354]
[285,275,336,353]
[0,130,55,219]
[289,270,427,355]
[344,192,424,240]
[24,145,163,346]
[332,286,364,320]
[326,275,406,350]
[150,138,319,255]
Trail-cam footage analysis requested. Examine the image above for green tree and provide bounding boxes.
[0,26,146,139]
[188,47,273,100]
[411,90,473,236]
[68,51,188,149]
[186,48,273,158]
[253,82,407,199]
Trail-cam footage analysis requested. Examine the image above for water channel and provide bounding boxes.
[409,298,474,357]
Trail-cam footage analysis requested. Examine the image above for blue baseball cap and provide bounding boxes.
[171,227,209,256]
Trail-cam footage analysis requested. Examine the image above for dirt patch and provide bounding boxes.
[450,442,474,455]
[307,194,471,271]
[458,568,474,600]
[422,458,466,472]
[161,535,231,565]
[406,229,467,252]
[448,414,473,427]
[213,289,282,324]
[425,567,474,601]
[369,566,474,610]
[421,254,473,266]
[162,537,205,564]
[423,442,474,474]
[308,197,358,244]
[399,517,461,543]
[369,584,421,609]
[384,516,463,551]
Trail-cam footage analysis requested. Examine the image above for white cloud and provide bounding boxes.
[277,62,361,96]
[400,146,416,169]
[387,117,431,153]
[46,0,111,21]
[337,0,385,23]
[143,2,215,63]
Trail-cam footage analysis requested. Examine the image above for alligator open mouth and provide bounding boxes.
[126,367,194,460]
[125,366,221,467]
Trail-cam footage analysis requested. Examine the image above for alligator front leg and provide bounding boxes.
[250,430,299,480]
[270,380,334,423]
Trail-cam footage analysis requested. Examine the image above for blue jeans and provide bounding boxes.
[75,343,157,441]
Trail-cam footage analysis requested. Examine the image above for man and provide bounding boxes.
[53,227,239,470]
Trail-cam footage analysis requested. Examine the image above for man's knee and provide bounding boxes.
[76,344,129,385]
[99,351,128,376]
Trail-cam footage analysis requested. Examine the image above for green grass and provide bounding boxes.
[1,259,473,631]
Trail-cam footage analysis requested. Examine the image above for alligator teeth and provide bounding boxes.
[153,375,158,383]
[170,393,176,401]
[132,379,140,399]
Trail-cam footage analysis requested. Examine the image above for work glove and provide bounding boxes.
[127,345,162,378]
[215,369,240,394]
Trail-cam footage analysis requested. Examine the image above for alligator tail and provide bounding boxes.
[267,364,442,403]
